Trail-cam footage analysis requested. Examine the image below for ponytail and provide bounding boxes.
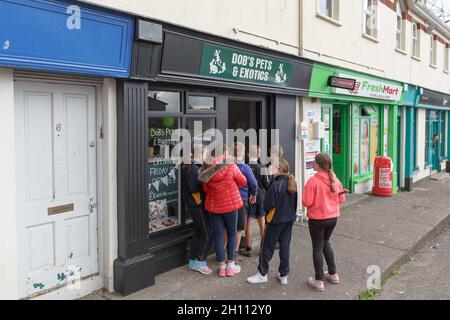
[276,158,297,194]
[328,170,335,193]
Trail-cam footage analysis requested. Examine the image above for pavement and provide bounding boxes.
[83,172,450,300]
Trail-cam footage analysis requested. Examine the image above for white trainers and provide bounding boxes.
[246,272,268,284]
[277,273,288,285]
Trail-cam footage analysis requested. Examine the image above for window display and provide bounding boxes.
[360,118,370,174]
[148,117,180,233]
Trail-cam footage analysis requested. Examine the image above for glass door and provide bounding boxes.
[332,105,350,189]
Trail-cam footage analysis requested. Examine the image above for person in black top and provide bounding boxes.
[182,145,213,275]
[247,158,298,285]
[241,145,271,257]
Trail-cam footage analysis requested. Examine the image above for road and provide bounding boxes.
[376,226,450,300]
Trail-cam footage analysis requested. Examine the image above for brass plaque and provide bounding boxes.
[48,204,74,216]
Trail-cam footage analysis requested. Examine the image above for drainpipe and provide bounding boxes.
[299,0,304,56]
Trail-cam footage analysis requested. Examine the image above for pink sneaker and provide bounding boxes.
[218,266,226,277]
[225,264,241,277]
[308,278,325,292]
[325,272,340,284]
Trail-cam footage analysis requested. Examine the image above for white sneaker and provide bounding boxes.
[277,273,288,285]
[247,272,268,284]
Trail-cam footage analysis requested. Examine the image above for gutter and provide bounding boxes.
[407,0,450,40]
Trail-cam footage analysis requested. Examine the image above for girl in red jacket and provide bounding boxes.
[199,144,247,277]
[302,153,348,292]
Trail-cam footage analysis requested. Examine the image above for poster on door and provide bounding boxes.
[323,109,331,155]
[360,119,370,174]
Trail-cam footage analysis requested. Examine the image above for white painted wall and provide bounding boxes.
[416,108,426,171]
[80,0,300,56]
[100,79,118,292]
[0,68,18,299]
[301,0,450,94]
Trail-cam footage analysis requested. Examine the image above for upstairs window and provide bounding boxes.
[396,1,405,50]
[412,23,420,58]
[445,46,449,72]
[317,0,339,22]
[364,0,378,39]
[430,35,437,66]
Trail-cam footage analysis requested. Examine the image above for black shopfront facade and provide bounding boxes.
[114,18,313,295]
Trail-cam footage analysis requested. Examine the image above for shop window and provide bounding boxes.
[353,105,379,177]
[412,23,420,58]
[185,117,216,145]
[148,117,181,233]
[188,95,215,112]
[147,88,218,233]
[149,91,181,112]
[364,0,378,39]
[317,0,339,22]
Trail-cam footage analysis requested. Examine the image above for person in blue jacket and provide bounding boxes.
[182,145,213,275]
[234,142,258,256]
[247,158,298,285]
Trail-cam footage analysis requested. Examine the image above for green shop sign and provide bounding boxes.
[200,43,292,87]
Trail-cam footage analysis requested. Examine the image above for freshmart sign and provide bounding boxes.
[332,73,402,101]
[200,43,292,87]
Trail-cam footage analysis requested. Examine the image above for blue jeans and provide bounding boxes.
[258,221,294,277]
[210,211,238,262]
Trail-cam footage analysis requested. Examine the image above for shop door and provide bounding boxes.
[15,82,98,298]
[228,99,263,154]
[332,105,349,189]
[432,121,440,170]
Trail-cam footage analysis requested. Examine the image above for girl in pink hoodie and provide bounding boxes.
[302,153,348,292]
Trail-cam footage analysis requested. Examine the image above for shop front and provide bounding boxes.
[0,0,133,299]
[114,19,314,295]
[307,63,403,194]
[403,87,450,190]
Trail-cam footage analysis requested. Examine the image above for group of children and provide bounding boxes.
[182,143,347,292]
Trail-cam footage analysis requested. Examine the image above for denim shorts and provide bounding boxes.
[248,203,265,218]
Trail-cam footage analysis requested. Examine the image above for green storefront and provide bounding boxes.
[309,63,403,194]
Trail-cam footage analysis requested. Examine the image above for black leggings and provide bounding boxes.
[308,218,338,281]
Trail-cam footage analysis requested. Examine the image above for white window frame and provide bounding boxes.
[430,35,437,67]
[363,0,378,40]
[445,46,449,72]
[395,1,405,51]
[316,0,340,23]
[412,23,420,58]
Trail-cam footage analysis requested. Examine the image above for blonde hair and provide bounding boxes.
[277,158,297,194]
